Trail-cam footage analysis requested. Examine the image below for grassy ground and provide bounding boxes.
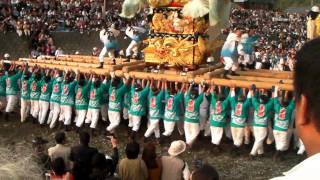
[0,113,306,180]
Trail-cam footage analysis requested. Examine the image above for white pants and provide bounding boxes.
[199,112,208,131]
[6,95,18,113]
[30,100,39,118]
[20,99,30,122]
[60,105,72,125]
[273,130,288,151]
[123,107,129,120]
[210,126,224,145]
[163,121,176,136]
[126,41,140,57]
[75,109,87,127]
[99,47,115,62]
[250,126,268,155]
[101,104,108,121]
[223,57,238,71]
[297,139,305,155]
[231,127,245,147]
[285,128,294,150]
[184,122,200,146]
[241,54,251,65]
[85,108,100,129]
[144,119,160,138]
[266,121,274,145]
[38,100,50,124]
[128,114,133,127]
[107,111,121,133]
[48,102,61,128]
[131,115,142,132]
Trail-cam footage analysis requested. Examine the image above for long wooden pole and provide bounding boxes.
[228,75,293,84]
[15,61,294,91]
[236,71,293,79]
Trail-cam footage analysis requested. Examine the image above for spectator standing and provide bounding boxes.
[118,141,148,180]
[70,131,98,180]
[48,131,72,171]
[50,157,74,180]
[90,136,119,180]
[142,142,162,180]
[161,140,190,180]
[190,164,219,180]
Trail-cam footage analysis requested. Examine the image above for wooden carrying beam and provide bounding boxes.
[187,63,223,78]
[228,75,293,84]
[114,71,294,91]
[15,61,294,91]
[236,71,293,79]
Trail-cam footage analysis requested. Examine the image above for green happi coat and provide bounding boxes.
[75,81,91,110]
[60,80,77,106]
[184,91,204,123]
[39,80,53,102]
[148,90,164,120]
[273,99,295,131]
[88,82,109,109]
[252,94,274,127]
[0,75,6,97]
[50,77,63,104]
[29,76,42,100]
[5,71,22,96]
[20,76,32,100]
[209,93,230,127]
[164,91,183,122]
[129,86,149,116]
[108,84,128,112]
[230,95,251,128]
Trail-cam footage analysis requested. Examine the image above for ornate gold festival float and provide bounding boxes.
[143,6,209,68]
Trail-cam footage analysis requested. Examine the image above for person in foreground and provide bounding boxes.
[272,38,320,179]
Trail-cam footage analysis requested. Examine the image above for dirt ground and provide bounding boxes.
[0,113,305,180]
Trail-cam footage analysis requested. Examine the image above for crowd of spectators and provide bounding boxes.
[0,0,147,34]
[0,0,147,58]
[32,131,219,180]
[226,8,307,71]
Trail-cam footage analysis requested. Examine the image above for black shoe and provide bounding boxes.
[231,71,240,76]
[4,112,9,120]
[76,127,80,133]
[64,125,71,132]
[222,70,229,79]
[97,62,104,68]
[58,121,64,129]
[124,56,130,63]
[90,128,95,137]
[32,117,37,124]
[249,154,256,160]
[130,131,137,141]
[111,59,116,65]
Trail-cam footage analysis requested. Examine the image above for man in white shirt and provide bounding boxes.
[271,38,320,180]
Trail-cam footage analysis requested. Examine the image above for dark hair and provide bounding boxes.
[52,157,66,176]
[295,38,320,130]
[191,164,219,180]
[92,152,107,169]
[55,132,66,144]
[79,131,90,145]
[142,143,158,169]
[125,141,140,159]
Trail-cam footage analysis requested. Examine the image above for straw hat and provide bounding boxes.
[168,140,186,156]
